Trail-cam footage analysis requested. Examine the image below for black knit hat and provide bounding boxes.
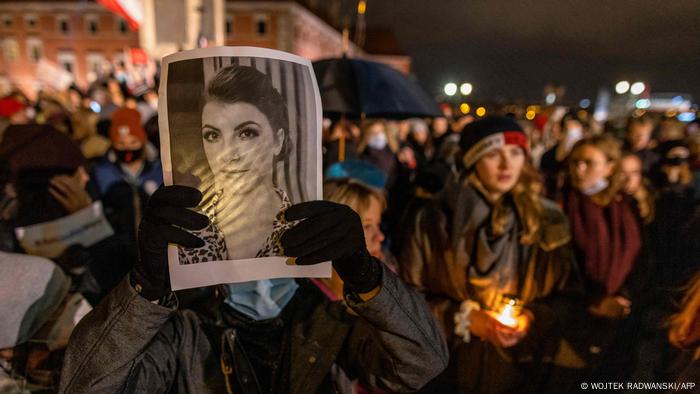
[658,140,690,166]
[459,116,527,168]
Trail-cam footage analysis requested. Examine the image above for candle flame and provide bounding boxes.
[496,303,518,328]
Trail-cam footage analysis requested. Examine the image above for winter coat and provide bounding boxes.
[59,263,449,394]
[91,154,162,251]
[400,179,583,393]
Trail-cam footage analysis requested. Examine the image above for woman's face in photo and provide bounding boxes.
[202,101,283,195]
[474,144,525,197]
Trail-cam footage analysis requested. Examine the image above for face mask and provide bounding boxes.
[582,178,609,195]
[563,127,583,151]
[367,133,388,150]
[223,278,298,321]
[115,148,144,164]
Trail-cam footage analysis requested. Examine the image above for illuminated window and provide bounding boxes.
[86,52,106,74]
[85,15,99,35]
[57,51,76,74]
[114,51,126,68]
[225,15,233,35]
[24,14,38,29]
[26,37,43,62]
[2,38,19,63]
[254,14,269,36]
[117,18,128,34]
[57,15,71,34]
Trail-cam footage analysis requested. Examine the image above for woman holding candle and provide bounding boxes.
[400,116,583,393]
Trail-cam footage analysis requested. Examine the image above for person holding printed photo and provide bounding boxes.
[59,60,448,394]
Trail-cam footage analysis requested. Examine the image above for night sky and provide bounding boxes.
[361,0,700,103]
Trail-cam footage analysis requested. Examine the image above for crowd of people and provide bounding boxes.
[0,72,698,393]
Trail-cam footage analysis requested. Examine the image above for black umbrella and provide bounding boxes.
[313,57,440,119]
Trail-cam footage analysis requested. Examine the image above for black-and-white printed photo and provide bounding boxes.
[160,47,326,290]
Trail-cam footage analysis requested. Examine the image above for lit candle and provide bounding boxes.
[494,296,522,328]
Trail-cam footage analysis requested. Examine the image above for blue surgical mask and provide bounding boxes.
[582,178,609,196]
[223,278,298,321]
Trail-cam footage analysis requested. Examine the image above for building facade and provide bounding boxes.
[1,0,410,97]
[0,0,139,96]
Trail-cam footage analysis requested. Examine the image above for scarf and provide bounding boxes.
[565,189,641,296]
[444,174,520,309]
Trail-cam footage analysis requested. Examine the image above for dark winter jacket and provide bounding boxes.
[91,154,162,246]
[399,178,583,393]
[59,263,449,394]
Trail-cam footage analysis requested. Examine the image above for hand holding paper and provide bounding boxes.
[132,185,209,300]
[281,201,381,294]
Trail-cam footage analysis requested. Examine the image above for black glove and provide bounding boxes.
[55,244,93,275]
[280,200,382,294]
[132,185,209,300]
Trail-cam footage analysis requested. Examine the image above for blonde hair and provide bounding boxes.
[358,119,399,153]
[324,178,386,214]
[668,273,700,360]
[569,135,624,206]
[469,160,544,245]
[621,152,655,223]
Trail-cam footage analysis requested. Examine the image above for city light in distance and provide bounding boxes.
[545,93,556,105]
[635,99,651,109]
[678,112,696,122]
[615,81,630,94]
[444,83,457,96]
[357,1,366,15]
[579,99,591,109]
[475,106,486,117]
[630,82,645,95]
[460,83,473,95]
[460,103,470,114]
[525,110,536,120]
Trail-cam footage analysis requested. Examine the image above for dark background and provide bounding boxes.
[360,0,700,102]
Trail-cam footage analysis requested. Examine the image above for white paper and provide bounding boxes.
[159,47,329,290]
[15,201,114,259]
[36,59,74,91]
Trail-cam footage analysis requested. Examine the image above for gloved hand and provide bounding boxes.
[132,185,209,300]
[280,200,382,294]
[55,244,93,275]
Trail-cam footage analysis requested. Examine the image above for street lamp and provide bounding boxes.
[460,82,473,96]
[545,93,556,105]
[615,81,630,94]
[630,82,645,95]
[444,82,457,96]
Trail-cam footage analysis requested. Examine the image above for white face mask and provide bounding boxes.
[367,133,388,150]
[582,178,609,196]
[564,127,584,151]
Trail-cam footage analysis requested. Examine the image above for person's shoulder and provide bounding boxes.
[91,157,122,186]
[537,197,571,251]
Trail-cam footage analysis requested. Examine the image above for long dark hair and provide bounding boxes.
[203,65,292,185]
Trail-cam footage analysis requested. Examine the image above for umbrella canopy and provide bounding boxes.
[313,57,441,120]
